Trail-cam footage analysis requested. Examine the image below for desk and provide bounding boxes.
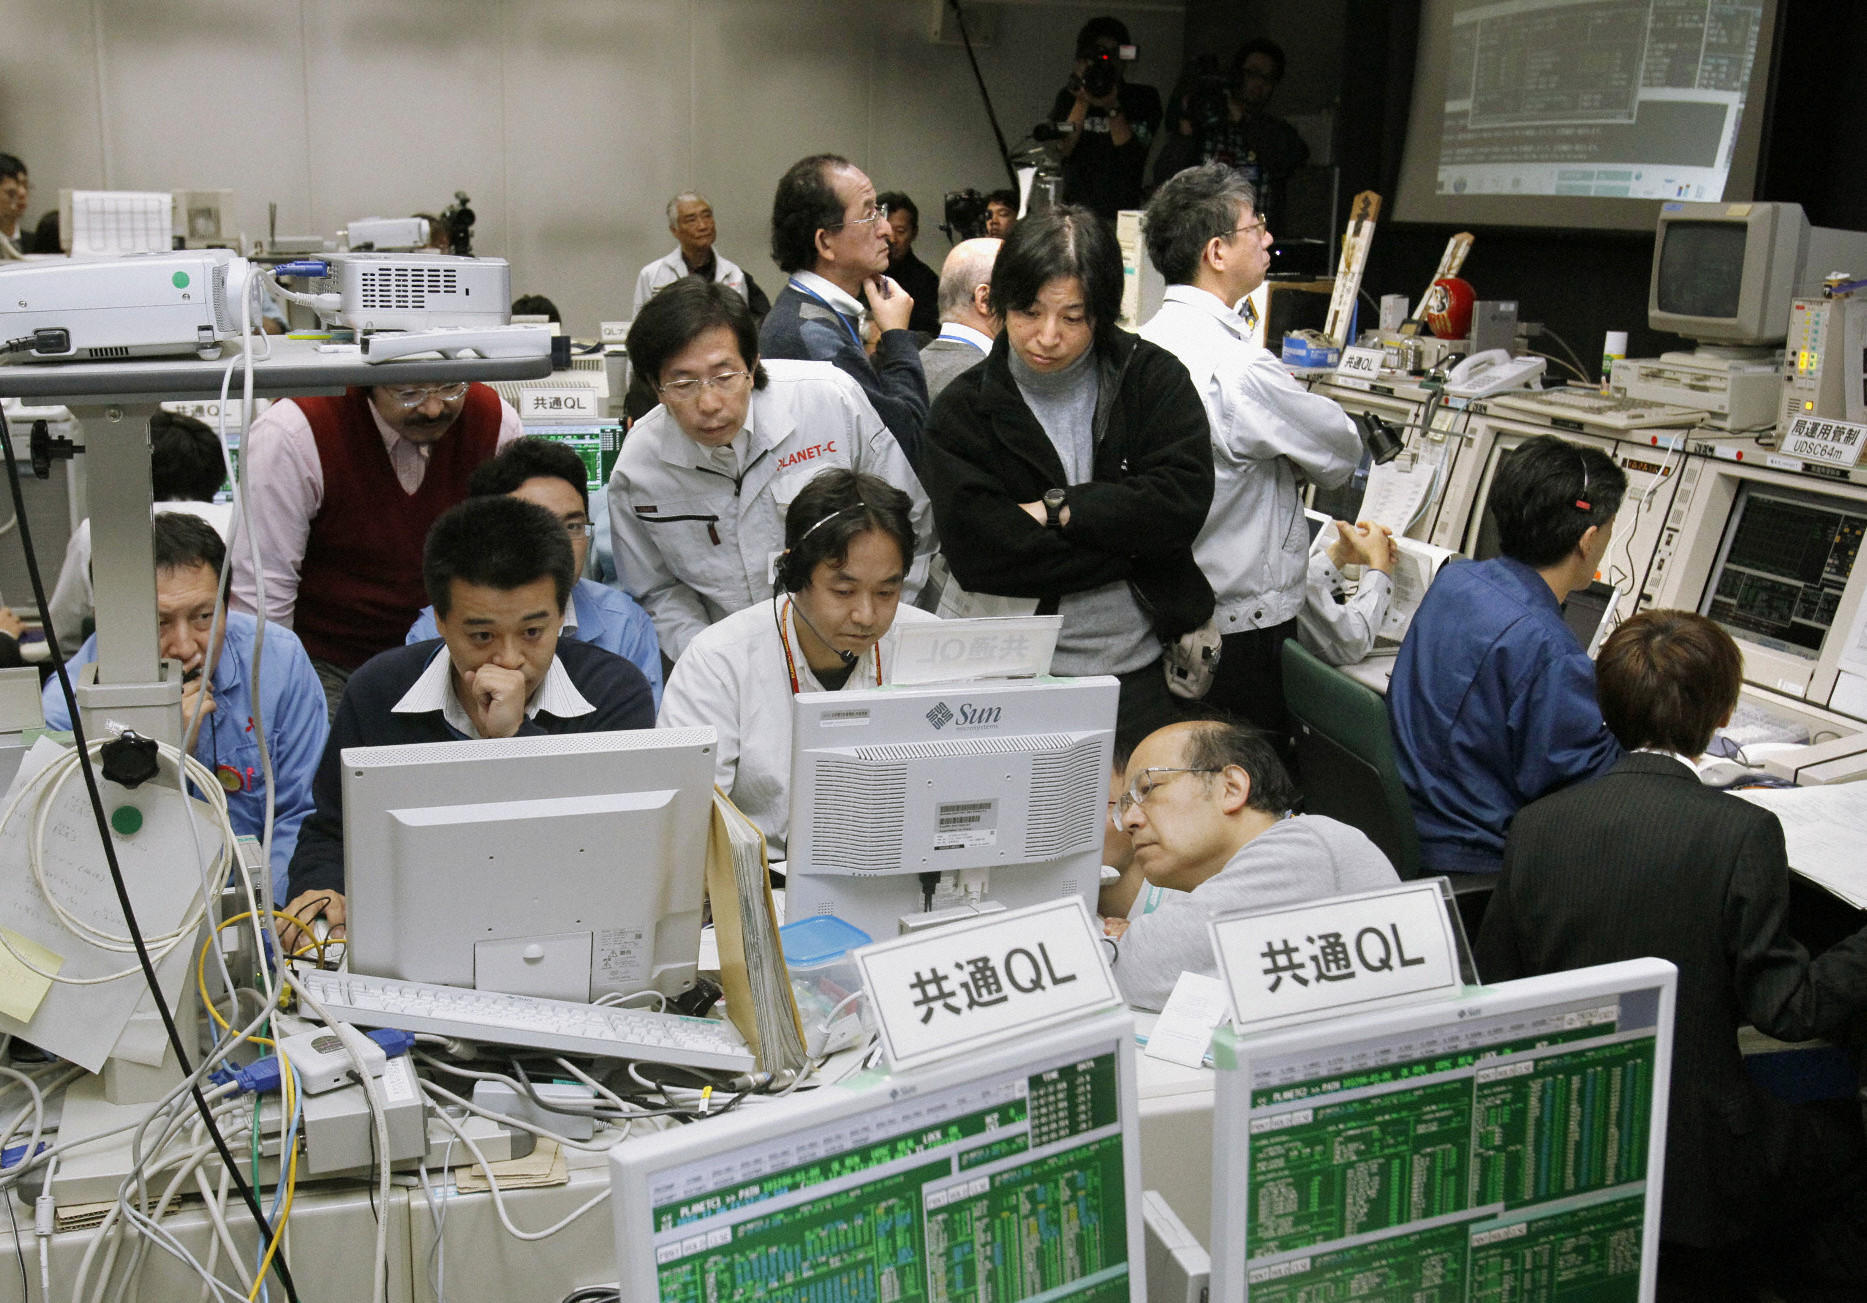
[3,1032,1223,1303]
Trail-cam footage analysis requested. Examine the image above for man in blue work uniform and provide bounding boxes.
[407,437,663,706]
[44,513,329,904]
[1388,435,1627,873]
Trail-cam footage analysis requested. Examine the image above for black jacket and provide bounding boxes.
[1476,753,1867,1247]
[286,638,657,900]
[920,329,1215,639]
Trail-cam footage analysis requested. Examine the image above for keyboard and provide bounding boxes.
[1486,387,1703,430]
[298,970,756,1073]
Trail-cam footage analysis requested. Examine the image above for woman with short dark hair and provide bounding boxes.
[1476,609,1867,1296]
[919,205,1214,738]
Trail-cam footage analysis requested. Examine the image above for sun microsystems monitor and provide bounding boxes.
[786,676,1119,941]
[610,1007,1146,1302]
[342,726,716,1002]
[1207,958,1676,1302]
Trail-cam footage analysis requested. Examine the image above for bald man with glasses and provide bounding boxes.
[231,380,523,714]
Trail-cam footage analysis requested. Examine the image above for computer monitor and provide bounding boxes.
[1648,455,1867,719]
[786,676,1118,941]
[519,419,624,497]
[1451,420,1681,638]
[610,1007,1147,1302]
[1649,200,1867,349]
[342,726,716,1002]
[1206,958,1676,1302]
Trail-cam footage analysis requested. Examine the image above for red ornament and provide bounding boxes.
[1423,276,1475,340]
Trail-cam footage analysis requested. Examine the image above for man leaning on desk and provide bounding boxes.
[276,494,656,952]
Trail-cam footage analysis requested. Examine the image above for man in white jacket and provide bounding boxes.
[608,277,933,662]
[1140,163,1361,735]
[658,469,937,855]
[631,192,767,317]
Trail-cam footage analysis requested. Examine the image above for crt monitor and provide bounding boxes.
[610,1007,1146,1302]
[1206,958,1676,1302]
[342,726,716,1002]
[786,676,1118,941]
[1699,479,1866,667]
[1649,200,1867,349]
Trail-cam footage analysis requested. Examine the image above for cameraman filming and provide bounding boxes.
[1153,40,1309,231]
[1049,16,1161,222]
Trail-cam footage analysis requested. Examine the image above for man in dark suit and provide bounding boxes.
[1476,610,1867,1300]
[918,236,1001,400]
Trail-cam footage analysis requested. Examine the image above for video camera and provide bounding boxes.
[1070,42,1136,99]
[942,190,991,242]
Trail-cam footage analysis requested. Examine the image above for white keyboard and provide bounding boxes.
[1487,386,1703,430]
[299,970,756,1073]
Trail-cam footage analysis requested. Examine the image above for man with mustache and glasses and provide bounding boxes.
[230,378,523,717]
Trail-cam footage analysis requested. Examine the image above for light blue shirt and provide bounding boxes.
[406,576,664,708]
[42,612,330,904]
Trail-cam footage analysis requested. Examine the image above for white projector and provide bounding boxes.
[315,252,509,334]
[0,249,249,361]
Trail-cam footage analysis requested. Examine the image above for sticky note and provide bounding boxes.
[0,926,63,1024]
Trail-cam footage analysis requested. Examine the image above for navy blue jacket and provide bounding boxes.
[759,282,928,468]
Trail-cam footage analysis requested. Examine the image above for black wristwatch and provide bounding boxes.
[1043,487,1067,529]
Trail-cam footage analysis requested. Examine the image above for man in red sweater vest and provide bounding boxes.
[229,381,523,716]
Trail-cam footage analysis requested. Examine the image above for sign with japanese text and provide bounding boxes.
[889,616,1063,686]
[1781,415,1867,469]
[853,897,1119,1071]
[1332,345,1386,391]
[599,320,631,344]
[519,387,602,419]
[1209,881,1460,1036]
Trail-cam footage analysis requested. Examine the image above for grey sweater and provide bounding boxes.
[1009,348,1155,676]
[1114,815,1400,1012]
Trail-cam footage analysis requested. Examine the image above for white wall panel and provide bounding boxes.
[0,0,1183,336]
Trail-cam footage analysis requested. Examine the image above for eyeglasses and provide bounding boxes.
[827,202,890,231]
[382,382,469,408]
[1220,217,1269,242]
[656,370,754,403]
[1110,766,1222,826]
[562,520,596,538]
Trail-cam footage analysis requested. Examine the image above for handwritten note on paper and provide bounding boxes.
[0,737,217,1071]
[0,927,62,1023]
[1735,784,1867,910]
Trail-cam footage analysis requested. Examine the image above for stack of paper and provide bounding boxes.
[1734,783,1867,909]
[704,791,806,1075]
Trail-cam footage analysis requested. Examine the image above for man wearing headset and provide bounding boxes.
[657,469,937,856]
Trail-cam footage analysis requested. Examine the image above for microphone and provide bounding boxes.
[791,602,860,668]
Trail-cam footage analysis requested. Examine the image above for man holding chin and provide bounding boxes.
[276,495,655,952]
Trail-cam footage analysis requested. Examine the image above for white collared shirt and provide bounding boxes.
[791,269,867,326]
[390,646,595,738]
[934,322,993,353]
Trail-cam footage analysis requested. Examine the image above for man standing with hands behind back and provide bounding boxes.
[761,154,929,468]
